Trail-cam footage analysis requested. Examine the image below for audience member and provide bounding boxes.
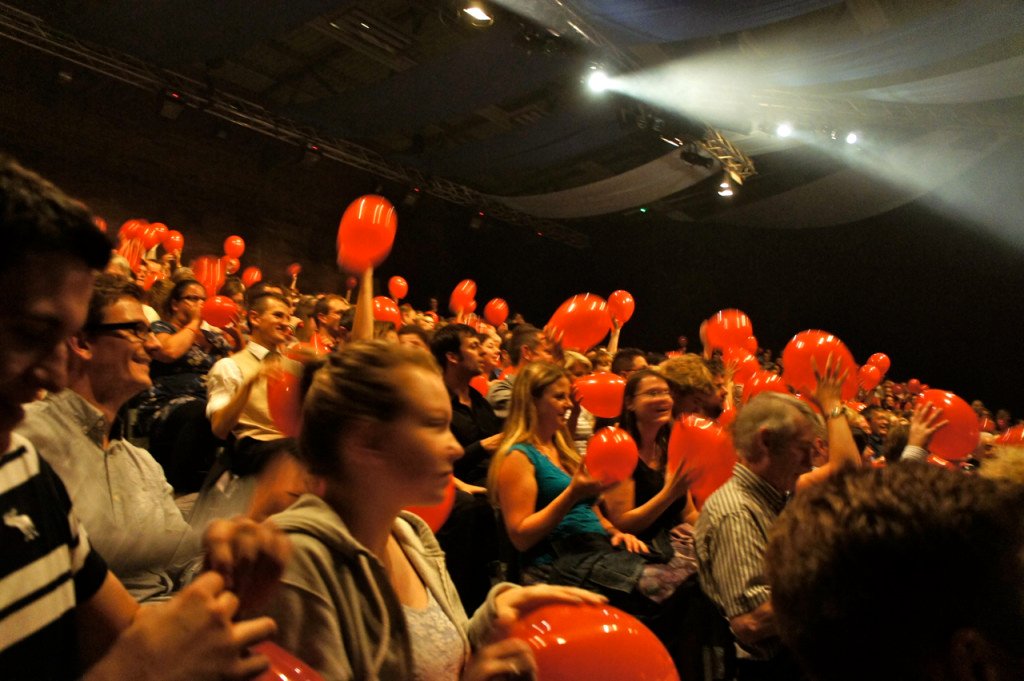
[486,324,553,418]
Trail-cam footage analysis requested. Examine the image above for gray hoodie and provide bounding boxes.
[259,494,511,681]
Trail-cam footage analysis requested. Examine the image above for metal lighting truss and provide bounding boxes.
[0,2,589,248]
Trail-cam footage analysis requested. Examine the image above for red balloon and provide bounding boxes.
[742,335,758,354]
[573,372,626,418]
[141,271,161,291]
[585,427,639,484]
[978,417,996,434]
[916,390,980,460]
[224,235,245,258]
[287,262,302,278]
[907,378,922,394]
[241,266,263,287]
[996,424,1024,446]
[866,352,891,375]
[449,279,477,314]
[508,603,678,681]
[163,229,185,252]
[345,276,358,290]
[483,298,509,327]
[847,400,868,413]
[721,346,760,386]
[201,295,239,329]
[388,276,408,300]
[546,294,612,352]
[119,219,145,242]
[704,309,753,352]
[858,364,882,391]
[285,341,328,362]
[718,405,736,429]
[267,367,303,438]
[469,374,489,396]
[252,642,324,681]
[191,255,226,297]
[781,330,859,401]
[607,290,635,325]
[143,222,168,250]
[742,370,788,404]
[221,255,240,275]
[667,415,737,508]
[465,299,477,314]
[373,296,402,328]
[336,195,397,273]
[404,476,456,532]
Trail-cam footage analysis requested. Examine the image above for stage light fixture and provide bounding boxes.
[776,122,793,138]
[462,3,494,27]
[845,131,859,145]
[586,68,611,93]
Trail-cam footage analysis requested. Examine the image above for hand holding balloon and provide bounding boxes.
[907,401,949,450]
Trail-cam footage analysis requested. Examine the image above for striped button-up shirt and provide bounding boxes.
[695,462,787,660]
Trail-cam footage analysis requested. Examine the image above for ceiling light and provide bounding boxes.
[845,131,859,145]
[461,4,493,26]
[776,122,793,138]
[586,69,611,93]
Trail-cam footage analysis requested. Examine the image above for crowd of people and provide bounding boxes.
[3,152,1024,681]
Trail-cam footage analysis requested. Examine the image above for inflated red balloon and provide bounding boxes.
[404,476,456,532]
[191,255,226,296]
[287,262,302,278]
[867,352,891,375]
[373,296,402,328]
[336,195,397,273]
[573,372,626,419]
[996,425,1024,447]
[224,235,245,258]
[607,290,635,325]
[585,427,639,484]
[742,335,758,354]
[163,229,184,252]
[978,417,996,434]
[252,642,324,681]
[285,341,328,363]
[858,364,882,391]
[916,390,979,461]
[241,266,263,287]
[465,299,477,314]
[141,271,161,291]
[221,255,240,275]
[469,374,489,396]
[742,370,788,404]
[847,401,868,413]
[718,406,736,429]
[781,330,859,401]
[267,368,302,438]
[721,346,760,386]
[508,603,678,681]
[704,309,753,352]
[546,294,612,352]
[907,378,922,394]
[449,279,477,314]
[143,222,168,250]
[388,276,408,300]
[667,415,737,509]
[201,296,239,329]
[119,219,145,242]
[483,298,509,327]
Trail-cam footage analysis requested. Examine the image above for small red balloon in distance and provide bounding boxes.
[483,298,509,327]
[388,276,408,300]
[867,352,891,375]
[469,374,489,396]
[704,309,753,352]
[585,427,639,484]
[781,330,859,401]
[907,378,922,393]
[267,368,302,438]
[241,266,262,287]
[449,279,477,313]
[573,372,626,419]
[143,222,168,250]
[221,255,240,275]
[996,424,1024,447]
[345,276,358,290]
[858,364,882,391]
[508,603,679,681]
[742,370,788,404]
[916,390,980,461]
[201,296,239,329]
[163,229,184,252]
[978,417,996,434]
[404,476,456,532]
[721,346,760,385]
[251,641,324,681]
[287,263,302,278]
[546,294,612,352]
[224,235,245,258]
[92,216,107,233]
[192,255,226,297]
[667,415,737,509]
[607,290,635,325]
[336,195,397,273]
[372,296,402,328]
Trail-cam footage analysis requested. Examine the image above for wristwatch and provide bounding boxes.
[826,405,844,420]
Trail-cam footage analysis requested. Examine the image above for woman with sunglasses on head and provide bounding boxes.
[256,341,603,681]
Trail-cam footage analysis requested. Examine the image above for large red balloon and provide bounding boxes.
[119,219,145,242]
[916,390,979,460]
[508,603,678,681]
[704,309,753,352]
[224,235,245,258]
[667,415,737,509]
[721,346,760,386]
[252,642,324,681]
[163,229,184,252]
[858,364,882,391]
[373,296,402,328]
[267,368,302,438]
[388,276,408,300]
[866,352,891,375]
[742,370,788,404]
[574,372,626,419]
[143,222,168,250]
[585,427,639,484]
[191,255,226,297]
[483,298,509,327]
[404,476,456,532]
[546,294,612,352]
[241,266,263,287]
[449,279,477,314]
[781,330,859,401]
[201,296,239,329]
[607,290,635,325]
[336,195,397,273]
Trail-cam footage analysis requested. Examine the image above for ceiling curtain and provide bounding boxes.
[852,54,1024,105]
[491,147,715,218]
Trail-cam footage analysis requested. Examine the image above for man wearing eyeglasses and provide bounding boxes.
[16,274,199,601]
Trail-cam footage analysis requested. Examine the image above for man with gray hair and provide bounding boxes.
[694,392,818,680]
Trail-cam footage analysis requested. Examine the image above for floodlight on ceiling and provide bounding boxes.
[776,122,794,138]
[461,3,494,27]
[586,68,611,93]
[845,131,859,145]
